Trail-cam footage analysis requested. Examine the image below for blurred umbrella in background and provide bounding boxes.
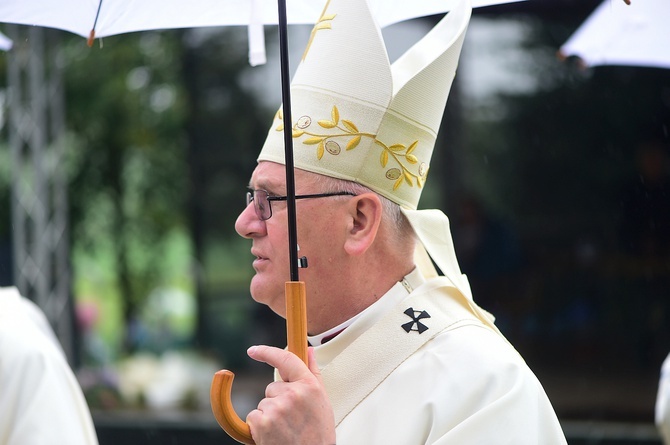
[0,30,11,50]
[559,0,670,69]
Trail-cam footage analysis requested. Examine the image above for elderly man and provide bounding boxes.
[231,0,567,443]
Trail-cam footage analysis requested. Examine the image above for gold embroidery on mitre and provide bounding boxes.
[274,109,284,132]
[302,0,337,61]
[275,105,428,191]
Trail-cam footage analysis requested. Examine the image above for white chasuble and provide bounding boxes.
[314,270,567,445]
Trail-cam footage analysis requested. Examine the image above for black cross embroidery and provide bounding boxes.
[401,307,431,334]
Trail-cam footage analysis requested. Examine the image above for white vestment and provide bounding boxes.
[0,287,99,445]
[311,269,567,445]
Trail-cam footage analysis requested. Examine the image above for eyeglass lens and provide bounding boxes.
[247,190,271,221]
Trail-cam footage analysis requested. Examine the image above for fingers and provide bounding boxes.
[247,345,309,383]
[307,347,321,377]
[265,380,288,398]
[246,346,336,445]
[246,407,272,443]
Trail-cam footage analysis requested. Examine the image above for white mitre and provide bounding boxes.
[259,0,482,307]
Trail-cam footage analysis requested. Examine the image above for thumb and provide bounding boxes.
[307,347,323,380]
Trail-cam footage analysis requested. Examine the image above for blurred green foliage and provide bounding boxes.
[62,32,191,353]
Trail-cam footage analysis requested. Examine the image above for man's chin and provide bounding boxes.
[249,278,285,316]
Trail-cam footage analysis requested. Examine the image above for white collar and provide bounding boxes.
[310,267,426,366]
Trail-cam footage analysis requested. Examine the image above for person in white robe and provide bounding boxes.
[226,0,568,443]
[0,286,99,445]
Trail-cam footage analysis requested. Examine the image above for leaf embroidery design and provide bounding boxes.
[302,0,337,61]
[275,105,427,191]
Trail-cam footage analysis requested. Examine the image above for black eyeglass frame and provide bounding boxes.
[246,189,356,221]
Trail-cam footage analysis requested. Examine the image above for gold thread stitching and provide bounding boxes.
[302,0,336,61]
[275,105,427,190]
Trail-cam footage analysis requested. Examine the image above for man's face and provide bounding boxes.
[235,161,349,321]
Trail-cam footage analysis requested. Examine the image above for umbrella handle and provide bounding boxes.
[210,370,254,444]
[210,281,308,444]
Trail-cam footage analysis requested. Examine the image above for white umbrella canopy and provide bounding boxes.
[559,0,670,69]
[0,0,519,38]
[0,0,522,65]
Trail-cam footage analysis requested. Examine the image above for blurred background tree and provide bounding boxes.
[0,54,10,287]
[64,32,192,354]
[57,26,280,366]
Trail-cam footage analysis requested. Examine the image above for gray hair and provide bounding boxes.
[310,174,415,246]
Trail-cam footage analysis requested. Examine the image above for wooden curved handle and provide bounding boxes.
[210,281,307,443]
[210,370,255,444]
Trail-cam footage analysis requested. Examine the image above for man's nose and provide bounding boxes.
[235,201,265,238]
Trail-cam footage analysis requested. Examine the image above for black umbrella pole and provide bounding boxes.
[277,0,308,370]
[277,0,300,282]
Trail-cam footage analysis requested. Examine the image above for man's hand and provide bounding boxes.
[246,346,336,445]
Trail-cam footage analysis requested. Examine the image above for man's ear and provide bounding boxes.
[343,193,383,256]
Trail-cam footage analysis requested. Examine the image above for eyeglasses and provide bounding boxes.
[246,189,356,221]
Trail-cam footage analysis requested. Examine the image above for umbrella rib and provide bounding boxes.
[87,0,104,46]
